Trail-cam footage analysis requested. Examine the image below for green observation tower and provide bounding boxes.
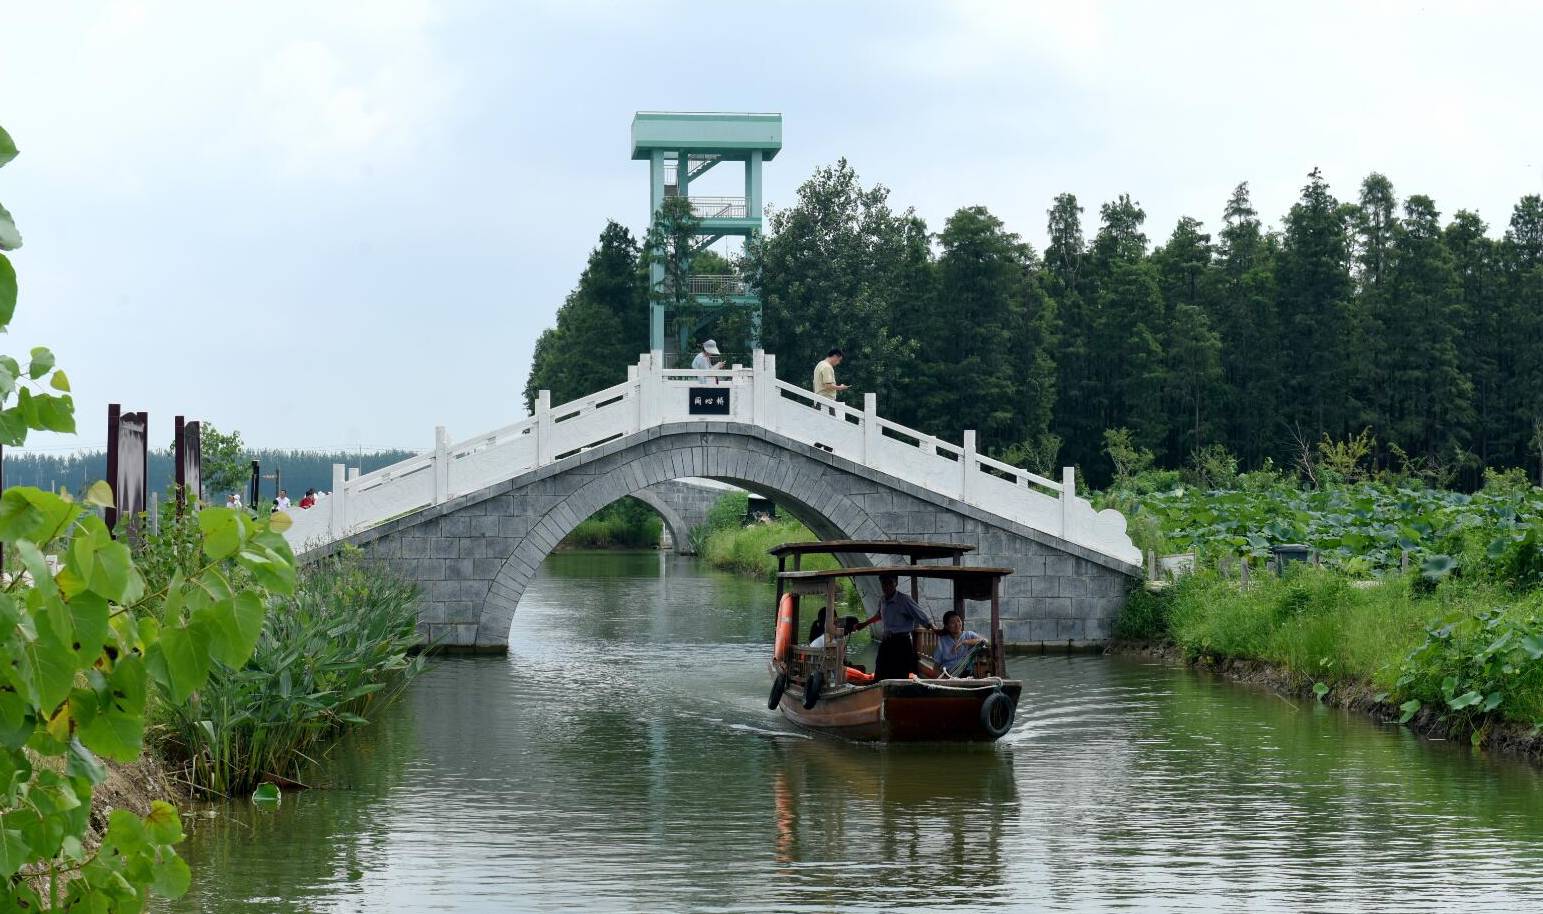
[632,111,782,365]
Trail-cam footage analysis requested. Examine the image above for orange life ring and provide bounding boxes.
[774,593,795,662]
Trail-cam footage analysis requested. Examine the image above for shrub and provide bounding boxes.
[151,548,426,796]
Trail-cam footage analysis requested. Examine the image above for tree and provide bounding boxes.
[1213,182,1282,466]
[1276,168,1355,440]
[1445,210,1503,469]
[1381,194,1473,460]
[200,422,248,501]
[524,221,646,408]
[924,206,1039,447]
[1166,301,1223,455]
[748,160,924,419]
[1503,195,1543,474]
[642,195,709,361]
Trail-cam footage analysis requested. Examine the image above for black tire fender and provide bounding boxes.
[802,670,824,710]
[980,690,1016,738]
[768,672,789,710]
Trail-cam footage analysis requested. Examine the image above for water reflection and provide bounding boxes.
[167,551,1543,913]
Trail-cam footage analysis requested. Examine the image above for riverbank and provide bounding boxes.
[1115,566,1543,760]
[1114,641,1543,763]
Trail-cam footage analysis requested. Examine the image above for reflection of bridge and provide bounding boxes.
[287,353,1141,651]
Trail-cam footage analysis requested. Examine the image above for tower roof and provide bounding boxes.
[631,111,782,161]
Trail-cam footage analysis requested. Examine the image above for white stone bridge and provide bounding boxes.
[287,353,1142,652]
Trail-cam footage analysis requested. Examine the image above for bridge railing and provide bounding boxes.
[286,350,1137,566]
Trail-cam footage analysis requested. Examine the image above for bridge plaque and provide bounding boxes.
[688,388,731,415]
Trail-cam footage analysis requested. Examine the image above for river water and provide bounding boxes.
[168,551,1543,913]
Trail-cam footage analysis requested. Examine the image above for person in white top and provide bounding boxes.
[275,489,291,512]
[226,493,242,510]
[691,339,724,371]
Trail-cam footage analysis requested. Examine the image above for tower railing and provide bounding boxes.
[687,274,751,296]
[687,196,747,219]
[283,352,1140,568]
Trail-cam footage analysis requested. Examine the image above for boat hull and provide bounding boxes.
[778,678,1022,742]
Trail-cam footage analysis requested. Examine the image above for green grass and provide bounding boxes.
[562,497,662,549]
[151,548,428,796]
[701,517,836,580]
[1135,567,1543,736]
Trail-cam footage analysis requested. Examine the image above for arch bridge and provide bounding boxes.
[285,353,1142,652]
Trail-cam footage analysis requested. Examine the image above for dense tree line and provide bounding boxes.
[2,446,414,502]
[525,159,1543,487]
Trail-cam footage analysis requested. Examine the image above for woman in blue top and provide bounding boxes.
[933,610,987,677]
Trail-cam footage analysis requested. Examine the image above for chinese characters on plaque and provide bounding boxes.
[688,388,732,415]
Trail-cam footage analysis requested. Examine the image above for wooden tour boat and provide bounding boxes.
[767,541,1021,742]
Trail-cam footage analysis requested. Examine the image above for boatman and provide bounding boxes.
[856,573,936,679]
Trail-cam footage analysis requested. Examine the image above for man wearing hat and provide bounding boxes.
[692,339,724,371]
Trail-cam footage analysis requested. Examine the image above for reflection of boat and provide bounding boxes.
[767,541,1022,742]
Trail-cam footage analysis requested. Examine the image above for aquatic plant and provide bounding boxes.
[152,548,427,796]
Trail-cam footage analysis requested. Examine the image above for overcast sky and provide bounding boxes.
[3,1,1540,454]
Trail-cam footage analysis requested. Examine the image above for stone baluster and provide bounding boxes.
[434,426,450,504]
[863,393,878,463]
[535,390,553,465]
[330,463,347,537]
[1061,466,1075,537]
[961,431,977,502]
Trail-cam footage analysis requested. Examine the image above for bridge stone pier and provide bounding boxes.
[288,352,1142,653]
[633,479,727,554]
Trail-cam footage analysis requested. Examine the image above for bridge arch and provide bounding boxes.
[476,430,884,645]
[625,488,694,556]
[317,421,1139,653]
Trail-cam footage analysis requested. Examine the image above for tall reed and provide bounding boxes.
[153,548,427,796]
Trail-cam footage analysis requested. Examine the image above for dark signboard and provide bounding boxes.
[175,416,202,510]
[688,387,731,416]
[105,404,148,534]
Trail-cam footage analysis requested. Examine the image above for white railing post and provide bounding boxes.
[627,364,640,434]
[645,349,665,428]
[433,426,449,504]
[749,350,764,425]
[348,466,360,481]
[329,463,347,536]
[863,393,878,463]
[1060,466,1075,536]
[923,434,937,456]
[961,431,976,502]
[763,354,777,433]
[536,390,553,464]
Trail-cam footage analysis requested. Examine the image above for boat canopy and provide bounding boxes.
[777,565,1011,601]
[768,540,973,561]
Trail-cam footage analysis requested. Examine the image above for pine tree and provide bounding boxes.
[1503,195,1543,474]
[1382,194,1472,460]
[1276,168,1354,441]
[1214,183,1282,466]
[1444,210,1501,469]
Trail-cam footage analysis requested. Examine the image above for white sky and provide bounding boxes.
[2,0,1540,452]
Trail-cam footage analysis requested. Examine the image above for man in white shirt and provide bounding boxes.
[275,489,291,512]
[692,339,723,371]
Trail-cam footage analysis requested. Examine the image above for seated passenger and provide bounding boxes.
[856,573,937,680]
[809,615,859,648]
[934,610,988,676]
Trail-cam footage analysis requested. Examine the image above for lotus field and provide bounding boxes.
[1115,481,1543,582]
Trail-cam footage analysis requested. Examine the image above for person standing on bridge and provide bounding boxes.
[812,348,849,401]
[692,339,724,372]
